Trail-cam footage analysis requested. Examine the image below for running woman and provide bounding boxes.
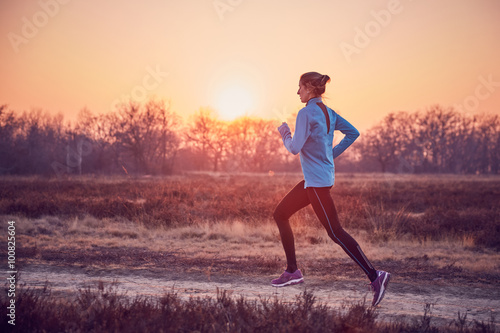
[272,71,390,307]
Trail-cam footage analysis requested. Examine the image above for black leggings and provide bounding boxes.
[273,180,378,282]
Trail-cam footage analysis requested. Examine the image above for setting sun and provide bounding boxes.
[215,85,254,120]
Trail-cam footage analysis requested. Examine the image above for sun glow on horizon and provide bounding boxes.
[215,84,255,121]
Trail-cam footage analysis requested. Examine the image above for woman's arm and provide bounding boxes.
[278,109,310,155]
[332,113,360,159]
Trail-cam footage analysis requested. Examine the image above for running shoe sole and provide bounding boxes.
[271,277,304,287]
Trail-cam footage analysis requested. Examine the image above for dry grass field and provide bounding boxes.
[1,173,499,332]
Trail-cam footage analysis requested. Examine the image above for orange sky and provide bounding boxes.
[1,0,499,131]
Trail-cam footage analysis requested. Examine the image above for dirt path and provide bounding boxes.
[16,263,498,328]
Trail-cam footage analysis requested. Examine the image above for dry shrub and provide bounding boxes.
[1,174,498,250]
[1,284,496,333]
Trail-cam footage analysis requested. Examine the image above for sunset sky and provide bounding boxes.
[1,0,499,131]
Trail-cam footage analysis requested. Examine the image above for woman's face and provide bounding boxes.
[297,82,315,103]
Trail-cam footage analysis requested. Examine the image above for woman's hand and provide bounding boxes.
[277,122,290,137]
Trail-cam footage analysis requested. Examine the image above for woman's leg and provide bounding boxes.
[273,180,311,273]
[306,186,378,282]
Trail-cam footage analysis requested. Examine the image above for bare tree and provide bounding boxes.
[416,105,459,173]
[227,117,282,172]
[356,106,499,174]
[145,99,180,174]
[357,113,401,173]
[1,102,497,175]
[110,100,180,174]
[185,108,228,172]
[475,113,499,174]
[0,105,19,174]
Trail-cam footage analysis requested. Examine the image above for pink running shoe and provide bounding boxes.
[271,269,304,287]
[370,270,391,306]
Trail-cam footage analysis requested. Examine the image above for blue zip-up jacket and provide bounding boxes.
[278,97,360,188]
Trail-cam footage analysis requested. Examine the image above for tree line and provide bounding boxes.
[0,102,498,176]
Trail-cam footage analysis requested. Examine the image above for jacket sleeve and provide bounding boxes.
[279,109,310,155]
[332,113,360,159]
